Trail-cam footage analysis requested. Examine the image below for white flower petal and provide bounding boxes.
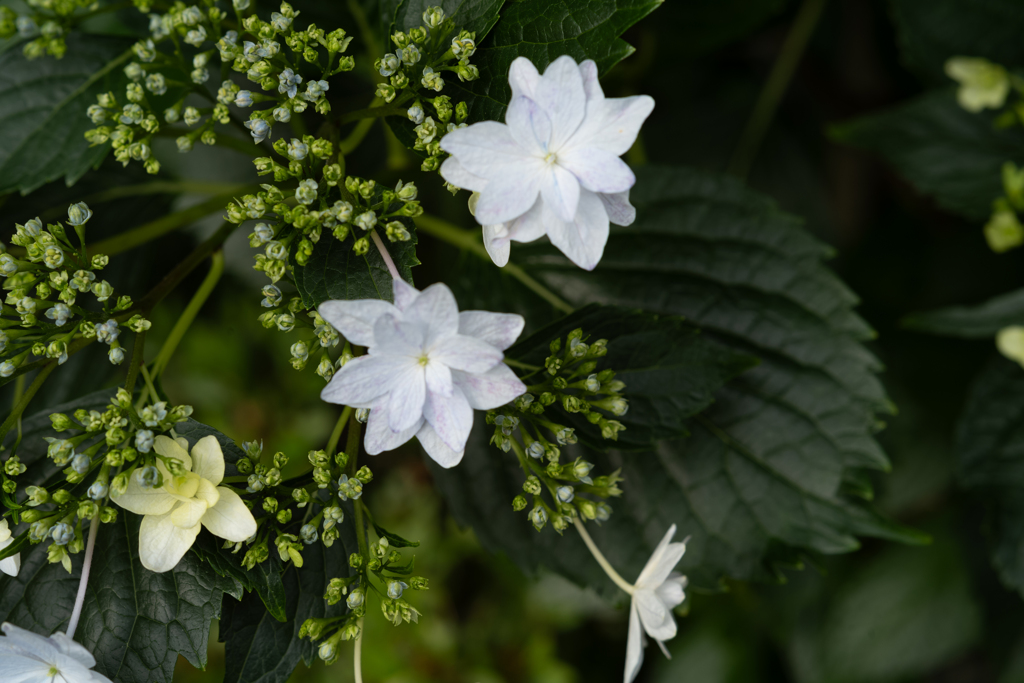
[439,156,489,193]
[482,223,512,266]
[318,299,396,347]
[112,470,177,516]
[507,198,548,244]
[534,55,587,151]
[153,435,192,471]
[415,422,465,468]
[364,400,421,454]
[656,574,688,610]
[202,486,257,543]
[558,147,635,194]
[624,601,645,683]
[404,283,460,348]
[195,477,221,508]
[635,587,676,642]
[509,56,540,100]
[458,311,525,351]
[544,189,610,271]
[439,121,533,179]
[636,524,687,589]
[568,94,655,156]
[578,59,603,103]
[599,190,636,226]
[372,314,426,355]
[0,519,11,543]
[0,555,19,577]
[189,435,224,485]
[423,384,474,453]
[432,334,504,374]
[1,622,59,659]
[506,95,553,155]
[454,365,527,410]
[49,631,96,668]
[392,278,420,311]
[170,498,208,529]
[1,656,53,682]
[541,162,581,222]
[388,366,427,432]
[425,360,453,397]
[320,354,413,408]
[139,512,201,573]
[474,161,546,225]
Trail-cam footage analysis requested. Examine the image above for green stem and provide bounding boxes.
[727,0,828,180]
[151,250,224,378]
[415,214,574,314]
[573,517,635,595]
[346,411,369,557]
[123,330,147,394]
[339,118,377,155]
[335,103,404,127]
[89,191,250,258]
[13,374,24,443]
[326,406,353,458]
[347,0,380,62]
[0,363,56,446]
[136,221,238,314]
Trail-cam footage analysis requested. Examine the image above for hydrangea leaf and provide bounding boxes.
[831,89,1024,221]
[220,508,358,683]
[0,34,131,195]
[393,0,504,36]
[430,165,923,597]
[506,304,758,450]
[292,222,419,307]
[903,287,1024,338]
[890,0,1024,85]
[955,355,1024,598]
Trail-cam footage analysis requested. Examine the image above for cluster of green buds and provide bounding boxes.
[409,94,468,172]
[0,203,148,379]
[0,0,96,60]
[1,390,192,572]
[487,327,630,532]
[301,534,427,664]
[984,161,1024,252]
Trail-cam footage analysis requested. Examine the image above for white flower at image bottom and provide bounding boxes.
[625,524,688,683]
[111,435,257,572]
[440,55,654,270]
[0,518,21,577]
[319,279,527,467]
[0,622,112,683]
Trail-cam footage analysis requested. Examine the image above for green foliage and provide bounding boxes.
[449,0,662,122]
[891,0,1024,85]
[392,0,503,36]
[293,226,420,307]
[506,304,758,449]
[832,90,1024,221]
[955,355,1024,598]
[903,287,1024,338]
[0,34,129,195]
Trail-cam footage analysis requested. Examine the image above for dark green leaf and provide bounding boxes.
[955,355,1024,597]
[506,304,758,449]
[661,0,789,56]
[0,34,131,195]
[0,513,239,683]
[831,89,1024,221]
[293,226,420,308]
[451,0,662,123]
[175,418,250,477]
[191,536,288,623]
[393,0,504,37]
[430,165,920,595]
[891,0,1024,85]
[220,508,358,683]
[371,520,420,548]
[903,287,1024,338]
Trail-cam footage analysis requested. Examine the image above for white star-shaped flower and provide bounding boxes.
[112,435,257,572]
[319,280,527,468]
[625,524,688,683]
[0,518,20,577]
[440,55,654,271]
[0,622,113,683]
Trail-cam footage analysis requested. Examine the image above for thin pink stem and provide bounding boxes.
[65,517,101,641]
[370,230,401,282]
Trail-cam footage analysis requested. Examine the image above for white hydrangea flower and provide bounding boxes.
[111,435,256,572]
[625,524,688,683]
[0,622,113,683]
[0,518,20,576]
[319,280,527,468]
[440,55,654,270]
[945,56,1010,113]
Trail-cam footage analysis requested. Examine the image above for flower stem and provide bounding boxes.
[65,513,101,641]
[325,406,352,458]
[335,103,404,127]
[415,214,574,314]
[137,221,238,315]
[354,618,365,683]
[573,517,635,596]
[151,250,224,378]
[727,0,828,180]
[370,229,402,282]
[339,117,378,155]
[0,362,56,446]
[123,330,148,395]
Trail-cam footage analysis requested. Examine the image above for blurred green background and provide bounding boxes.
[6,0,1024,681]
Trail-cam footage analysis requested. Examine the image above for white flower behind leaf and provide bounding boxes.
[440,55,654,270]
[0,622,113,683]
[319,279,527,468]
[112,435,257,572]
[625,524,688,683]
[0,518,20,577]
[945,56,1010,113]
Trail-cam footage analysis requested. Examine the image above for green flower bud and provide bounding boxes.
[49,413,74,431]
[523,476,542,496]
[355,466,373,484]
[276,509,292,524]
[25,486,49,506]
[512,495,527,511]
[349,552,365,569]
